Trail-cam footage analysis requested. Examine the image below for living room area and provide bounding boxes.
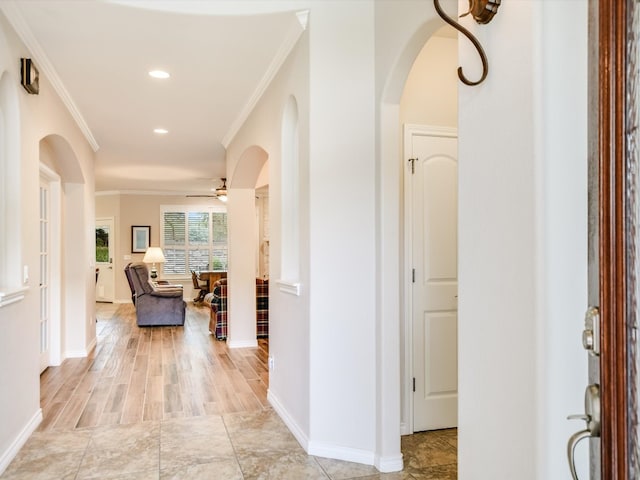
[96,181,270,332]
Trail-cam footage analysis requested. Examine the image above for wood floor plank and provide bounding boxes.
[37,401,67,432]
[237,391,263,411]
[100,383,128,425]
[52,393,90,430]
[246,379,269,407]
[40,303,269,430]
[143,374,163,421]
[121,369,147,424]
[76,382,113,428]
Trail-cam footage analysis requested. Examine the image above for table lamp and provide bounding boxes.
[143,247,166,279]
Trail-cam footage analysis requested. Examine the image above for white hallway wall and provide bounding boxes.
[227,1,589,476]
[226,0,384,467]
[376,1,588,478]
[455,2,588,479]
[0,10,96,474]
[226,14,312,456]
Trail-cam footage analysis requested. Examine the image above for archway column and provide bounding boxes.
[227,188,259,348]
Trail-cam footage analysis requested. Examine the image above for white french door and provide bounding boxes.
[95,218,115,302]
[406,125,458,432]
[39,177,50,373]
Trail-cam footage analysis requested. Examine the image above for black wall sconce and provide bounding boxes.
[20,58,39,95]
[434,0,501,86]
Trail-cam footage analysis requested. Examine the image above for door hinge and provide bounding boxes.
[408,158,417,174]
[412,268,415,283]
[413,377,416,392]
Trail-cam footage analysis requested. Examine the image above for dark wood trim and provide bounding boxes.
[599,1,629,478]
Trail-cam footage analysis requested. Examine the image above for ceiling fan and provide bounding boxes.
[186,178,228,202]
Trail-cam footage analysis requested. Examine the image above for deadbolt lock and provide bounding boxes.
[582,306,600,356]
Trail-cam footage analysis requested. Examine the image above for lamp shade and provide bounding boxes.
[143,247,166,264]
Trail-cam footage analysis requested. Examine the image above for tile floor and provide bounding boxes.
[0,302,457,479]
[1,413,456,479]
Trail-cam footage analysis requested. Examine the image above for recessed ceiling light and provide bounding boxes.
[154,128,168,134]
[148,70,170,79]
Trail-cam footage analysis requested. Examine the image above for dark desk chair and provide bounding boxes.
[191,270,207,303]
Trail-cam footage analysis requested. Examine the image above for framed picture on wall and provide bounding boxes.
[131,225,150,253]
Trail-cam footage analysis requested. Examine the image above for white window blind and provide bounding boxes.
[161,206,227,276]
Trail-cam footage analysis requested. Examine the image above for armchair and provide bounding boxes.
[124,263,136,305]
[126,262,186,326]
[209,278,268,340]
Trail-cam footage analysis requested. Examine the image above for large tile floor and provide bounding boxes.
[1,303,457,479]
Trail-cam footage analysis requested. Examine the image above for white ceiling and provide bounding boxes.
[2,1,302,194]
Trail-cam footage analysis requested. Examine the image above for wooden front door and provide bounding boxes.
[596,0,639,477]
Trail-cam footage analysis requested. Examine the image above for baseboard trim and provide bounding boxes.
[267,390,309,451]
[268,390,398,471]
[86,337,96,354]
[227,339,258,349]
[64,350,87,358]
[375,453,404,473]
[308,441,375,467]
[64,337,96,359]
[0,408,42,475]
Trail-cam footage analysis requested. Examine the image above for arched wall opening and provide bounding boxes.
[39,134,89,359]
[280,96,300,284]
[226,145,269,347]
[375,13,451,469]
[40,134,85,184]
[230,144,269,189]
[398,26,458,435]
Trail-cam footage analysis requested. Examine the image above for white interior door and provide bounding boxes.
[96,218,115,302]
[39,178,50,373]
[408,125,458,432]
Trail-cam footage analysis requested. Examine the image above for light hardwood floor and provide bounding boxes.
[0,302,457,479]
[39,302,269,432]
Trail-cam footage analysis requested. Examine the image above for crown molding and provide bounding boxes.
[0,1,100,152]
[222,10,309,148]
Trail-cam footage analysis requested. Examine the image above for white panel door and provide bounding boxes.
[39,178,50,373]
[409,126,458,431]
[96,218,115,302]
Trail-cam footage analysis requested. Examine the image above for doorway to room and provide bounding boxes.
[406,125,458,432]
[398,24,459,435]
[95,217,115,303]
[38,163,62,372]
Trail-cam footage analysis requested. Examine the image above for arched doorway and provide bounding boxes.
[226,145,269,347]
[39,134,87,366]
[399,27,458,434]
[376,8,457,472]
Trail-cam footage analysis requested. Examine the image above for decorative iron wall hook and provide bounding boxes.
[433,0,501,86]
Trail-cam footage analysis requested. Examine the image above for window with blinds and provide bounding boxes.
[161,206,227,276]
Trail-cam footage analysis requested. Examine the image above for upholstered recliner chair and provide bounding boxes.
[125,262,186,326]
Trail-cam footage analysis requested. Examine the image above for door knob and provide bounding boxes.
[567,384,600,480]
